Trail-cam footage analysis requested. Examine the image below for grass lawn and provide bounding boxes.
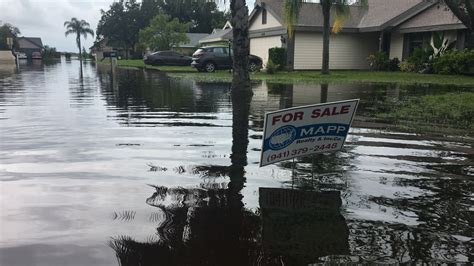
[376,92,474,133]
[113,59,474,86]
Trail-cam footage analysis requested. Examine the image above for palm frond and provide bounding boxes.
[64,29,75,37]
[283,0,302,39]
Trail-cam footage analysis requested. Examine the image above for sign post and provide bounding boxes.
[260,99,359,167]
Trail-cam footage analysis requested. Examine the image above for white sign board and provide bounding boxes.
[260,99,359,167]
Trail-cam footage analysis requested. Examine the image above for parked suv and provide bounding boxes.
[191,46,262,73]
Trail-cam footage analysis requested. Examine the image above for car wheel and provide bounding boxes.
[204,62,216,73]
[249,61,259,72]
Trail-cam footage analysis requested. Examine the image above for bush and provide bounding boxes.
[268,47,286,70]
[367,52,389,71]
[399,60,416,73]
[407,47,433,72]
[266,59,279,74]
[388,58,400,71]
[433,49,474,75]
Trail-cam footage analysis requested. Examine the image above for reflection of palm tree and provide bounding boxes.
[64,18,94,60]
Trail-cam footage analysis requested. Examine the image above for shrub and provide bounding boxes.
[268,47,286,70]
[367,52,389,71]
[433,49,474,75]
[266,59,279,74]
[388,58,400,71]
[407,47,433,72]
[399,60,416,73]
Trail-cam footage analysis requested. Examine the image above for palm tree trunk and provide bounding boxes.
[76,33,82,60]
[230,0,252,96]
[321,0,331,75]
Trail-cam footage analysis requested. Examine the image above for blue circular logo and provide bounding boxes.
[269,125,297,150]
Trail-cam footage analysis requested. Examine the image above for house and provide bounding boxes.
[248,0,470,70]
[173,33,210,55]
[90,38,131,61]
[17,37,43,60]
[199,22,233,46]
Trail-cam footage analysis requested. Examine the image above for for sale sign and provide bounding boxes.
[260,99,359,167]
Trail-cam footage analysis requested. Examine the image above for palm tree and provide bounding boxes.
[284,0,367,75]
[64,18,94,60]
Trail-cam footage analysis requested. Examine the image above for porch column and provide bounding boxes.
[378,31,384,52]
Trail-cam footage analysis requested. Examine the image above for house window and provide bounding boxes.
[262,9,267,25]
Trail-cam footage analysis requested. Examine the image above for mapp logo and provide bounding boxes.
[269,125,297,150]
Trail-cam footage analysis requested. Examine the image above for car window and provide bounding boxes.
[212,47,227,54]
[170,52,181,57]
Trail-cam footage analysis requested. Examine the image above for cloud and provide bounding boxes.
[0,0,113,52]
[1,0,256,52]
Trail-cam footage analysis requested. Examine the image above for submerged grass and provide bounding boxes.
[112,60,474,86]
[377,92,474,132]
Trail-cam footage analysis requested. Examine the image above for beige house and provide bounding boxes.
[249,0,470,70]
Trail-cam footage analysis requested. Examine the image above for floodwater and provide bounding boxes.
[0,60,472,265]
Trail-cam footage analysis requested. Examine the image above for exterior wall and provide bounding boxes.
[249,9,282,31]
[250,36,282,67]
[389,32,404,59]
[0,51,15,64]
[293,32,379,70]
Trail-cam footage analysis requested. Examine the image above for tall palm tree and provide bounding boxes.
[64,18,94,59]
[284,0,367,75]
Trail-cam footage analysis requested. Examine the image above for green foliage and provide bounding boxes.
[266,59,280,74]
[367,52,399,71]
[399,60,416,73]
[433,49,474,75]
[367,52,389,71]
[269,47,286,70]
[42,45,60,59]
[380,92,474,130]
[139,12,190,51]
[0,22,20,50]
[388,58,400,71]
[400,47,434,73]
[96,0,143,52]
[431,31,455,58]
[154,0,229,33]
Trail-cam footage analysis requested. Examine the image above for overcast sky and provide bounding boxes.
[0,0,256,52]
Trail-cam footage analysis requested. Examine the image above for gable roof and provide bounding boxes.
[396,4,466,33]
[180,33,210,48]
[17,37,43,49]
[252,0,435,32]
[199,28,232,44]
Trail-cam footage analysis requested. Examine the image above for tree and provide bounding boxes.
[229,0,252,96]
[284,0,367,74]
[139,12,191,51]
[96,0,142,59]
[64,18,94,60]
[440,0,474,32]
[0,22,20,50]
[156,0,229,33]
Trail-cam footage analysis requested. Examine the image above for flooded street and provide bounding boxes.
[0,60,473,265]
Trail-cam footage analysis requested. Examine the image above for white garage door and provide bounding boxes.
[250,36,282,68]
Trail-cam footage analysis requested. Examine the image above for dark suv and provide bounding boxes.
[191,46,262,73]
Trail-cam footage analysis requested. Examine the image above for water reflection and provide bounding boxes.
[0,63,472,265]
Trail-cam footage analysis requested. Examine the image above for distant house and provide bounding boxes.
[17,37,43,60]
[90,38,131,61]
[199,22,233,46]
[173,33,210,55]
[248,0,471,70]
